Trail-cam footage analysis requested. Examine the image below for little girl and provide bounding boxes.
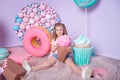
[31,23,89,77]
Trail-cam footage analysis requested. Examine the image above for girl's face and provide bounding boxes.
[55,26,64,37]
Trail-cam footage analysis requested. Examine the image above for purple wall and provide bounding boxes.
[0,0,120,59]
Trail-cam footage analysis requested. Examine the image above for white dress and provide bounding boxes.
[48,39,58,59]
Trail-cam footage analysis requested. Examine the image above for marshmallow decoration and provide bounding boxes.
[13,3,61,41]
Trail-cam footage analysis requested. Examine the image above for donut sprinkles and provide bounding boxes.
[13,3,61,41]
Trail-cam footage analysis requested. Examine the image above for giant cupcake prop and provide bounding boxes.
[72,35,93,66]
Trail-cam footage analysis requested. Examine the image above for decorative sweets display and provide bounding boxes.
[13,3,61,41]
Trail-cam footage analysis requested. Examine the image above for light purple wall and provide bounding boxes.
[0,0,120,59]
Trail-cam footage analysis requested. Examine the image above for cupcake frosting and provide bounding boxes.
[74,35,91,48]
[74,35,91,45]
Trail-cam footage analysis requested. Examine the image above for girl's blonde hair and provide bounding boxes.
[53,23,68,40]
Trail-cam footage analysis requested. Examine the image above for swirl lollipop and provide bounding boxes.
[73,0,97,36]
[74,0,97,8]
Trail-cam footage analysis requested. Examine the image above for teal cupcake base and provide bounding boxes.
[72,47,93,66]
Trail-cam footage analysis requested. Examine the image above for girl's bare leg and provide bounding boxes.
[65,58,82,76]
[31,57,56,71]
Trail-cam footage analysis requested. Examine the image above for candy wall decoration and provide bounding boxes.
[73,0,97,8]
[73,0,97,36]
[13,3,61,41]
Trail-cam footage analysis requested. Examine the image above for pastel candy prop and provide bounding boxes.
[23,27,51,57]
[57,46,68,62]
[38,26,52,43]
[33,26,52,45]
[13,3,61,41]
[74,35,91,48]
[2,59,26,80]
[73,35,93,66]
[13,25,20,31]
[0,48,9,59]
[58,35,71,47]
[72,46,93,66]
[8,47,31,64]
[73,0,97,8]
[57,35,71,62]
[92,68,107,78]
[74,35,90,45]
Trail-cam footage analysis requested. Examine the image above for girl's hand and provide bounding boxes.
[66,46,72,53]
[51,45,57,52]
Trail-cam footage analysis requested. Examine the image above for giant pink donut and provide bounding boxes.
[23,27,50,57]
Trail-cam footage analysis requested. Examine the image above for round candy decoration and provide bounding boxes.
[73,0,97,8]
[13,3,61,41]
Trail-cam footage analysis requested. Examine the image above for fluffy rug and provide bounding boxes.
[22,55,120,80]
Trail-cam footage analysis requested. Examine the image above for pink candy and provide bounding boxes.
[34,22,39,27]
[41,12,45,16]
[40,4,46,10]
[20,24,25,30]
[58,35,71,47]
[33,8,37,13]
[40,18,45,23]
[23,17,28,22]
[26,25,30,30]
[18,12,24,18]
[51,19,55,24]
[30,13,35,18]
[34,16,39,21]
[45,22,50,27]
